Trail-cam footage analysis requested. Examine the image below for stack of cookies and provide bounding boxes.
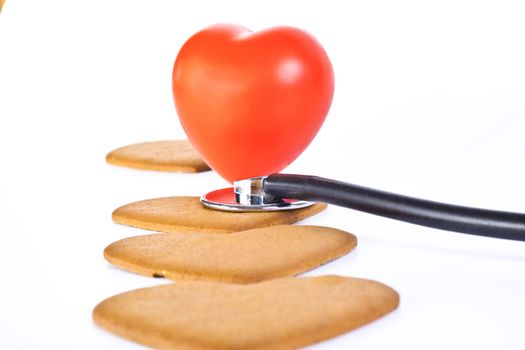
[94,140,399,349]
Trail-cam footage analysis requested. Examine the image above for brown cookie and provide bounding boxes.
[93,276,399,350]
[106,140,210,172]
[104,225,357,283]
[112,196,327,233]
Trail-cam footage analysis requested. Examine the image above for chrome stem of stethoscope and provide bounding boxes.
[233,176,275,205]
[201,173,525,241]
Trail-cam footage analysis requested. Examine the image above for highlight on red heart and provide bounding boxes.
[172,24,334,183]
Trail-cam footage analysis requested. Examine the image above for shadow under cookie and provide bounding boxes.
[104,225,357,283]
[112,196,327,233]
[93,275,399,350]
[106,140,210,172]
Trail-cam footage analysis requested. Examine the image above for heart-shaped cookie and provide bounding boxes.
[104,225,357,283]
[172,24,334,183]
[106,140,210,172]
[112,196,327,233]
[93,276,399,349]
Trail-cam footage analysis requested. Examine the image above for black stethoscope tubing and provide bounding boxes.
[264,173,525,241]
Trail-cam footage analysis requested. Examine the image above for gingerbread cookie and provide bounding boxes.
[104,225,356,283]
[106,140,210,172]
[93,276,399,350]
[112,196,327,233]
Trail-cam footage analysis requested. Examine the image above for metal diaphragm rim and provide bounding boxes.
[200,187,315,212]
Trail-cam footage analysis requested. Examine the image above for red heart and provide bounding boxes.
[172,24,334,183]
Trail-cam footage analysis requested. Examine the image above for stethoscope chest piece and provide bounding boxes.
[201,176,314,212]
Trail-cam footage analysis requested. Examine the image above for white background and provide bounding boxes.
[1,0,525,349]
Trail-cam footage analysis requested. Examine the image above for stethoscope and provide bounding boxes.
[201,173,525,241]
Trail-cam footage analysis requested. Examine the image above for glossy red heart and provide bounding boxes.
[172,24,334,183]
